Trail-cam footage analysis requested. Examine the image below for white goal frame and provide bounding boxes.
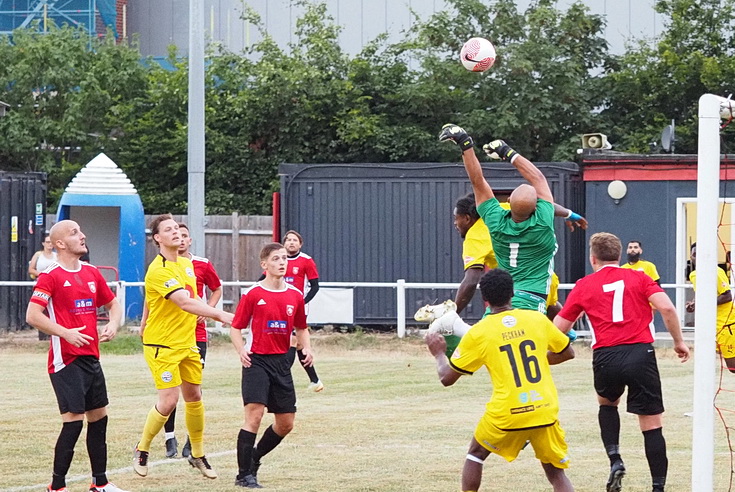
[692,94,735,492]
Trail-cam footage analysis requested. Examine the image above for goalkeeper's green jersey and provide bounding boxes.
[477,198,557,311]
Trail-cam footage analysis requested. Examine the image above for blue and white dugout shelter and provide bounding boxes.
[56,153,145,319]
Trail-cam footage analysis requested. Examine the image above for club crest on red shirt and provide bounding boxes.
[287,305,295,316]
[292,267,299,274]
[88,281,96,293]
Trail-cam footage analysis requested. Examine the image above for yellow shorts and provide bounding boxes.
[474,417,570,468]
[143,345,202,389]
[718,325,735,359]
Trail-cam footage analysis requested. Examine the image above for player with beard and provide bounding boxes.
[26,220,129,492]
[621,241,660,285]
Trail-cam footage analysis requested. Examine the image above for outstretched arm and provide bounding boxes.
[553,203,588,232]
[439,124,494,204]
[425,332,462,386]
[483,141,553,202]
[455,268,483,314]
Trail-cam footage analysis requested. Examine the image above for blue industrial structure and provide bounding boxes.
[56,153,145,319]
[0,0,118,38]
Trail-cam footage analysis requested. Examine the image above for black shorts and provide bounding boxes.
[241,353,296,414]
[593,343,663,415]
[49,356,108,415]
[197,341,207,367]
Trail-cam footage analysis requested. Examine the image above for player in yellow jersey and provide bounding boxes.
[426,268,575,492]
[621,240,660,285]
[133,214,234,480]
[687,242,735,371]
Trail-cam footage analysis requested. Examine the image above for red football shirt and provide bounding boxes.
[232,283,307,355]
[190,254,222,342]
[29,263,116,373]
[558,265,663,349]
[284,252,319,295]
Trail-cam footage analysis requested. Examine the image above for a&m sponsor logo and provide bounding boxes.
[71,298,96,314]
[266,320,288,335]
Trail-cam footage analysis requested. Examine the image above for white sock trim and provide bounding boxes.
[165,432,176,440]
[466,454,485,464]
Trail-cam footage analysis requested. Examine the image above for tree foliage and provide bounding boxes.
[600,0,735,153]
[1,0,733,214]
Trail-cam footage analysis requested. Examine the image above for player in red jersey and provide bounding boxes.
[158,223,224,459]
[553,232,689,492]
[26,220,130,492]
[259,230,323,391]
[231,242,314,489]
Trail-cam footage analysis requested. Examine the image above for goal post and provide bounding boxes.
[692,94,734,492]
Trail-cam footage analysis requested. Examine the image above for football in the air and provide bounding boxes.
[460,37,496,72]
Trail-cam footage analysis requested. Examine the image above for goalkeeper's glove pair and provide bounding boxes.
[438,123,517,161]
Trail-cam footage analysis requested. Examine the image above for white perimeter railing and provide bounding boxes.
[1,280,695,338]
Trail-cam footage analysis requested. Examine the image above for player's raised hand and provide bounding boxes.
[565,212,588,232]
[438,124,474,151]
[482,140,517,161]
[63,326,94,347]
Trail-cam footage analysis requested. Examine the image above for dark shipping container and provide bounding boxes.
[0,172,47,331]
[279,162,585,326]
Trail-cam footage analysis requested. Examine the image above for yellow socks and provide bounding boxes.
[139,406,168,451]
[185,400,206,457]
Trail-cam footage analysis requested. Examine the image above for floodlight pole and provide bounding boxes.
[692,94,731,492]
[187,0,206,254]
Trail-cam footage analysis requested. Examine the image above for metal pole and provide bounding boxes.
[396,279,406,338]
[188,0,206,255]
[691,93,723,492]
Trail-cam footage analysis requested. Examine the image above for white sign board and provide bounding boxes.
[307,288,354,325]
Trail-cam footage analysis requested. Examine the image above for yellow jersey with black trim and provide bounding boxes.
[144,254,198,349]
[547,272,559,308]
[690,267,735,331]
[463,219,497,270]
[449,309,570,430]
[621,260,660,282]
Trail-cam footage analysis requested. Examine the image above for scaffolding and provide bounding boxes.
[0,0,118,39]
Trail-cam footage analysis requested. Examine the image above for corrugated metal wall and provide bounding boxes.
[279,162,585,325]
[0,172,47,331]
[127,0,661,57]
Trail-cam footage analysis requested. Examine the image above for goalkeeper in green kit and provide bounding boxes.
[416,124,577,352]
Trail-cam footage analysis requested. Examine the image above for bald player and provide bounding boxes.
[26,220,130,492]
[439,124,560,315]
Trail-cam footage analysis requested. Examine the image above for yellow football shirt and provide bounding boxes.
[547,272,559,308]
[462,219,497,270]
[690,267,735,331]
[449,309,570,430]
[143,254,198,349]
[621,260,660,282]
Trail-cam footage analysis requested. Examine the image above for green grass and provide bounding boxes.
[0,333,732,491]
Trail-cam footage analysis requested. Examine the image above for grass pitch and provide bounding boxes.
[0,331,730,491]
